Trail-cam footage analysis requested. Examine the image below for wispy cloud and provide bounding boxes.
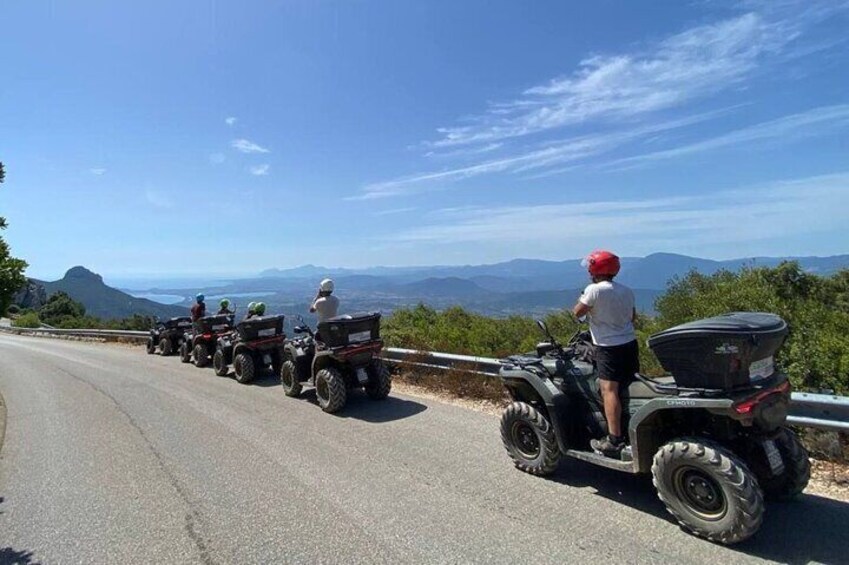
[249,164,270,176]
[231,138,270,154]
[145,189,173,209]
[89,168,107,175]
[390,173,849,251]
[429,5,842,149]
[225,116,238,126]
[353,108,735,199]
[373,207,418,216]
[607,104,849,169]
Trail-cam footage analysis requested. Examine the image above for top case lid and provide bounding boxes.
[648,312,786,346]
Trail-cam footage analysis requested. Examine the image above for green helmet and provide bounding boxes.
[219,298,230,309]
[247,301,257,314]
[254,302,266,316]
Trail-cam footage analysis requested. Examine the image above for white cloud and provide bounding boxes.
[225,116,238,126]
[89,168,107,175]
[145,189,173,209]
[373,207,418,216]
[231,138,270,154]
[606,104,849,169]
[249,164,270,176]
[389,173,849,253]
[209,153,226,164]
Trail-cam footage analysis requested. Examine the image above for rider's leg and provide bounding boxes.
[599,379,622,438]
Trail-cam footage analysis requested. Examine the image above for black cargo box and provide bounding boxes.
[236,314,285,341]
[195,314,234,334]
[163,316,192,330]
[318,312,381,348]
[647,312,788,390]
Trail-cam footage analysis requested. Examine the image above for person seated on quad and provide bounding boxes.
[572,250,639,459]
[253,302,266,317]
[191,293,206,322]
[217,298,233,316]
[243,302,258,321]
[310,278,339,323]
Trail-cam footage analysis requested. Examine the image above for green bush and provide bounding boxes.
[11,311,41,328]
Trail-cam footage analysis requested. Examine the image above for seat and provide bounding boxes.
[625,376,677,399]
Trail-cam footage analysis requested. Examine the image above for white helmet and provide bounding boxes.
[319,278,334,293]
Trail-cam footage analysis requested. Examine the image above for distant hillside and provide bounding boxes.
[36,267,188,320]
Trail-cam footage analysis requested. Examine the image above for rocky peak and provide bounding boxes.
[63,266,104,284]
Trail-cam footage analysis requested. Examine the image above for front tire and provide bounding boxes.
[315,367,346,413]
[180,342,192,363]
[652,438,764,545]
[159,337,172,356]
[213,350,229,376]
[280,359,302,397]
[193,343,209,367]
[146,338,156,354]
[233,352,255,384]
[500,402,560,476]
[365,359,391,400]
[758,428,811,500]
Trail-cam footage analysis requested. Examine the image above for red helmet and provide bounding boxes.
[584,250,620,277]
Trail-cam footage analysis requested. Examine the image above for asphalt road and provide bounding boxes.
[1,334,847,564]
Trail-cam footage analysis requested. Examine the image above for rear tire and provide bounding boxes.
[193,343,209,367]
[213,350,229,376]
[759,428,811,500]
[159,338,172,356]
[365,359,391,400]
[315,367,346,413]
[234,353,255,384]
[280,359,302,397]
[652,438,764,545]
[500,401,560,476]
[180,342,192,363]
[146,338,156,354]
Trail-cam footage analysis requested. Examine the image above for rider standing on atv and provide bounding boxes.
[310,279,339,323]
[191,293,206,322]
[572,250,639,458]
[217,298,233,315]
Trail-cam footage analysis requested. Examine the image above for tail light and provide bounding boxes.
[202,333,212,339]
[733,380,791,415]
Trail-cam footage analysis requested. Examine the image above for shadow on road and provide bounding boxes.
[295,389,428,423]
[548,459,849,563]
[0,498,43,564]
[248,371,282,388]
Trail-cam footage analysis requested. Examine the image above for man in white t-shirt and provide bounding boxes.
[310,278,340,323]
[572,250,639,458]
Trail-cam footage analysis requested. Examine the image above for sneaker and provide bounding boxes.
[591,435,626,458]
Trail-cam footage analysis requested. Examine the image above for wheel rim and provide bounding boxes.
[673,466,727,520]
[510,420,540,460]
[316,375,329,402]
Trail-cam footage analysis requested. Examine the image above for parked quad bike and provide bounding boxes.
[280,313,391,413]
[498,312,810,545]
[146,316,192,356]
[180,314,234,367]
[212,314,286,383]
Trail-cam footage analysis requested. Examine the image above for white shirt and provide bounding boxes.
[579,280,636,347]
[312,295,340,323]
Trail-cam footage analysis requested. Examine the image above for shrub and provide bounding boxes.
[11,311,41,328]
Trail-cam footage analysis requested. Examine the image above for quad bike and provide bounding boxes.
[212,314,286,383]
[145,316,192,356]
[498,312,810,545]
[180,313,234,367]
[280,313,391,413]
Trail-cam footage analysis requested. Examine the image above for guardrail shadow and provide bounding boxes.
[546,459,849,563]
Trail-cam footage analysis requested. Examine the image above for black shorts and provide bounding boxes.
[596,339,640,384]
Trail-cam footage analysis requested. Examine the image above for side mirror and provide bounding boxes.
[577,315,587,324]
[536,319,549,335]
[294,326,306,334]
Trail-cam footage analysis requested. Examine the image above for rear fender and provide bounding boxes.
[628,398,733,473]
[501,369,570,453]
[311,351,339,377]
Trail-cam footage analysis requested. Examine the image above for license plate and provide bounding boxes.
[349,330,371,343]
[356,368,369,384]
[212,324,228,331]
[258,328,276,337]
[763,440,785,476]
[749,356,774,381]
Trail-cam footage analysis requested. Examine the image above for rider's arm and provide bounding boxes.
[309,297,320,314]
[573,301,590,318]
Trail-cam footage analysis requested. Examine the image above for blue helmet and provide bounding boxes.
[196,293,205,303]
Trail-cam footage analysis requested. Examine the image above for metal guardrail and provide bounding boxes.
[3,326,847,432]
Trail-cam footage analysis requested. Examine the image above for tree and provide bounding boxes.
[38,291,86,326]
[0,161,6,229]
[1,161,29,314]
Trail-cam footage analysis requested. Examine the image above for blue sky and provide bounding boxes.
[1,0,848,281]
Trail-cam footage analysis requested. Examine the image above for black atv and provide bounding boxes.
[498,312,809,545]
[146,316,192,356]
[212,314,286,383]
[280,313,391,413]
[180,314,235,367]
